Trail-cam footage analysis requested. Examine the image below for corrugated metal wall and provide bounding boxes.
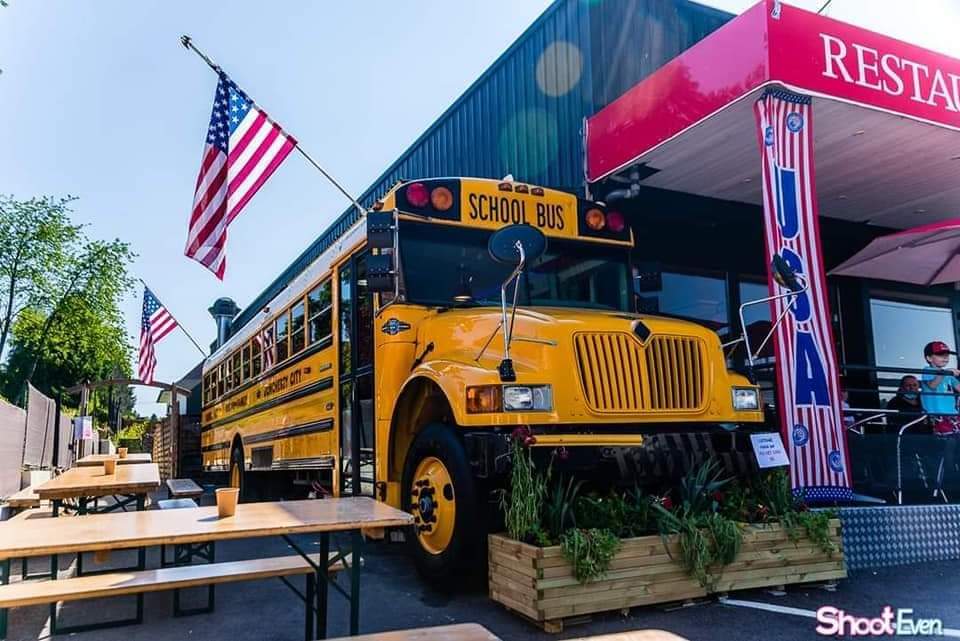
[231,0,731,334]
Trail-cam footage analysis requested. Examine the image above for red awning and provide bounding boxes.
[585,0,960,229]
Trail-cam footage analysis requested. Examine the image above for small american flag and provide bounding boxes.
[256,326,275,370]
[184,73,296,279]
[139,287,178,385]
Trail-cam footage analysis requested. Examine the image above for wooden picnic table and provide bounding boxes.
[35,463,160,515]
[76,452,152,466]
[0,497,413,638]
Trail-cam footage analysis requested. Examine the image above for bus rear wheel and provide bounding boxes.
[401,423,480,581]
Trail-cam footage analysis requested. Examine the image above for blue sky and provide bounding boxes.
[2,0,958,415]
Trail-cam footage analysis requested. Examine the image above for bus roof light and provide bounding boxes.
[430,186,454,211]
[531,187,544,196]
[498,182,513,192]
[514,184,529,194]
[406,182,430,208]
[606,210,626,233]
[585,208,606,231]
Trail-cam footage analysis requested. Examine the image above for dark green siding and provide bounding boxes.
[230,0,731,335]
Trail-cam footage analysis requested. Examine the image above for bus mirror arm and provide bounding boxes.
[738,275,809,377]
[498,240,525,382]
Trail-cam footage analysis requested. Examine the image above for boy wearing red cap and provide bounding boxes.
[922,341,960,433]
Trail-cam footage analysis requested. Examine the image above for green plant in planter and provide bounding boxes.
[543,475,584,542]
[499,433,548,542]
[754,469,837,556]
[560,527,620,584]
[652,458,743,588]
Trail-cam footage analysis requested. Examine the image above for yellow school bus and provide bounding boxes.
[200,177,763,578]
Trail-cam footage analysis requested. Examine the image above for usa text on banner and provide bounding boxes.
[754,87,851,501]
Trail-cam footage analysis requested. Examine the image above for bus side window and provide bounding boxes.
[231,352,241,389]
[291,300,306,355]
[308,281,332,346]
[220,362,228,394]
[251,337,262,377]
[276,312,290,362]
[242,343,251,381]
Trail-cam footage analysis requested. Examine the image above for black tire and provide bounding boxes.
[229,444,247,502]
[401,423,481,581]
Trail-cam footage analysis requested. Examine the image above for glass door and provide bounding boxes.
[338,253,375,496]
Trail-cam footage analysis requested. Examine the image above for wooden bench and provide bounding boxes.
[0,555,335,640]
[328,623,502,640]
[166,479,203,500]
[3,486,42,511]
[157,498,198,510]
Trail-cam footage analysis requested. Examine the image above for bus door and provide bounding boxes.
[338,252,376,496]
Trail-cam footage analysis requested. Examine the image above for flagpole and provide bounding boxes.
[180,35,368,218]
[139,279,208,357]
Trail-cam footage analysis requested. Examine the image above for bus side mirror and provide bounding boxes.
[367,211,398,293]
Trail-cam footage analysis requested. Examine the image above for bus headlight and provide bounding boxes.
[732,387,760,411]
[503,385,552,412]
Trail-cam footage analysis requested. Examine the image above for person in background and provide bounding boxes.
[921,341,960,434]
[921,341,960,499]
[886,375,924,434]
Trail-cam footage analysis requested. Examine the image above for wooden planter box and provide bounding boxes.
[489,519,844,632]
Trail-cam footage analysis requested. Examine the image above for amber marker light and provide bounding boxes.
[466,385,502,413]
[585,208,606,230]
[430,186,454,211]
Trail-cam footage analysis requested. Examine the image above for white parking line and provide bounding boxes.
[721,598,960,638]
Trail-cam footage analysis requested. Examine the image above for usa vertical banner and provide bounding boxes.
[754,88,852,501]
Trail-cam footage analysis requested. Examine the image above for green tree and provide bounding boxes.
[0,195,82,359]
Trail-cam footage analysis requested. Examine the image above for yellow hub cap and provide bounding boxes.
[411,456,455,555]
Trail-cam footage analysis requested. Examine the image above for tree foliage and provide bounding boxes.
[0,196,136,408]
[0,195,82,359]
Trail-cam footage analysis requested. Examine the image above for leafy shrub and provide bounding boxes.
[560,528,620,584]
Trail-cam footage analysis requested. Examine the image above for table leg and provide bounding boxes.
[52,499,61,518]
[1,557,9,639]
[305,574,315,641]
[316,533,329,639]
[136,494,146,569]
[350,530,362,636]
[78,497,88,516]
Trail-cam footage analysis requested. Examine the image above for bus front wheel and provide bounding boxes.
[401,423,480,581]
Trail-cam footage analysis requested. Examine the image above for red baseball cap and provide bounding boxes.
[924,341,957,356]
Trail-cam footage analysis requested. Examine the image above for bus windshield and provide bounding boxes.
[398,221,631,311]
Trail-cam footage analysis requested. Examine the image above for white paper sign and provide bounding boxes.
[73,416,93,440]
[751,432,790,469]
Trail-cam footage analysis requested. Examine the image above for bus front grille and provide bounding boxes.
[573,333,706,413]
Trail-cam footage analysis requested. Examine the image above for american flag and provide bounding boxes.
[139,287,178,385]
[755,88,851,500]
[256,326,275,370]
[184,73,296,279]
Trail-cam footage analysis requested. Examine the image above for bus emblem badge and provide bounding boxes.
[381,318,411,335]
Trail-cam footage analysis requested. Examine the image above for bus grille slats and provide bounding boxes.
[573,333,706,413]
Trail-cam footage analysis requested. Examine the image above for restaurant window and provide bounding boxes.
[871,298,954,398]
[291,301,306,355]
[738,280,773,361]
[251,336,262,377]
[275,312,290,363]
[644,271,729,337]
[308,281,333,345]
